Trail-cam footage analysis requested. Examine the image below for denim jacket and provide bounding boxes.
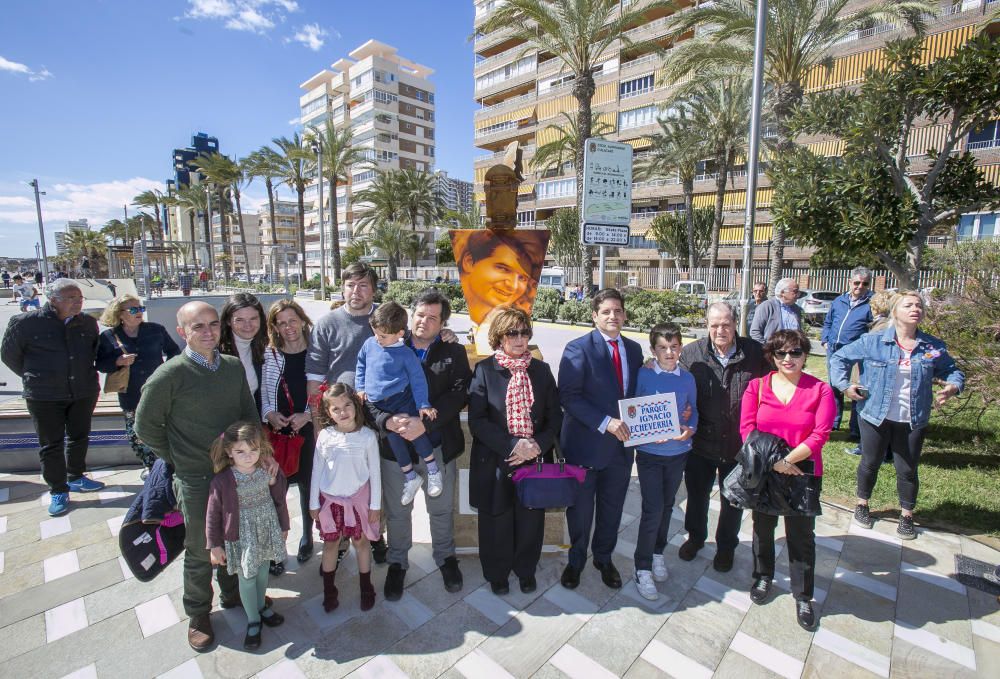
[829,326,964,430]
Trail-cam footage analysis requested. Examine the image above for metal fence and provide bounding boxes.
[108,238,293,298]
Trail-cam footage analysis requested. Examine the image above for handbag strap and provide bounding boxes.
[113,328,129,354]
[271,348,295,414]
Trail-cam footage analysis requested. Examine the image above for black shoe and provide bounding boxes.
[519,576,537,593]
[384,563,406,602]
[561,564,581,589]
[268,560,285,576]
[372,537,388,564]
[854,503,874,529]
[796,600,816,630]
[750,577,772,605]
[297,536,314,563]
[259,608,284,627]
[490,580,510,595]
[440,556,463,593]
[897,514,917,540]
[593,560,622,589]
[221,594,272,610]
[243,622,262,650]
[713,550,734,573]
[678,539,704,562]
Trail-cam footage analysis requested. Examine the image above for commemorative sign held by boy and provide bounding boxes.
[617,392,681,447]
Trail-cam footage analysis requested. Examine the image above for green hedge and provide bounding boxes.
[620,288,702,329]
[382,280,467,314]
[531,288,563,321]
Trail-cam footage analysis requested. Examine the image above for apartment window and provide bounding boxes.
[374,69,396,84]
[331,104,345,119]
[352,169,377,183]
[377,132,399,143]
[352,70,373,90]
[618,104,658,130]
[426,146,435,157]
[958,212,998,240]
[969,120,999,150]
[517,210,535,227]
[374,89,398,105]
[300,96,328,117]
[620,74,654,99]
[336,195,347,207]
[537,177,576,199]
[475,55,536,91]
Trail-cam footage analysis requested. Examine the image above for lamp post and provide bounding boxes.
[29,179,50,281]
[738,0,768,337]
[311,137,328,302]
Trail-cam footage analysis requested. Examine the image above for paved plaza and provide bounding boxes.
[1,458,999,679]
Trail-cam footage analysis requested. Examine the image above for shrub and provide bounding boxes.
[557,300,592,323]
[621,289,702,329]
[383,281,466,315]
[532,288,563,320]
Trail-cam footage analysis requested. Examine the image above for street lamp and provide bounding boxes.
[311,137,328,302]
[29,179,50,280]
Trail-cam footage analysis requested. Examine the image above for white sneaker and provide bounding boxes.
[651,554,668,582]
[401,476,424,505]
[426,471,443,498]
[635,569,659,601]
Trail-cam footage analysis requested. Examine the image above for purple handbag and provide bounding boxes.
[510,458,587,509]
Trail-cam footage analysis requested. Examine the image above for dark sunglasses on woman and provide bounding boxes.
[504,329,532,339]
[774,348,804,359]
[127,306,146,315]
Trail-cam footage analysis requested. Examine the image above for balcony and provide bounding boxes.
[475,91,538,119]
[475,43,535,75]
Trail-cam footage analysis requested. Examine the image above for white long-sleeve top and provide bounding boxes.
[309,425,381,511]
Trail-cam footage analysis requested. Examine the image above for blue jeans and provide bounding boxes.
[372,388,433,469]
[634,451,688,570]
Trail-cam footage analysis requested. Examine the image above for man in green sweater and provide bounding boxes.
[134,300,259,652]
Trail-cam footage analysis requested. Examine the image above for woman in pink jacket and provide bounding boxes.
[740,329,835,631]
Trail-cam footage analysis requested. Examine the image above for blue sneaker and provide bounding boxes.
[67,475,105,493]
[48,492,69,516]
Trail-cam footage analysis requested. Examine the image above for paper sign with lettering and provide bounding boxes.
[617,392,681,447]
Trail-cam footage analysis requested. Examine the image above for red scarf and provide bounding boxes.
[495,350,534,438]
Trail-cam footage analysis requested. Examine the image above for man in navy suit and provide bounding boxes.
[558,289,644,590]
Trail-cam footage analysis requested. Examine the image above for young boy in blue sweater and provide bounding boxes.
[356,302,440,505]
[632,323,698,601]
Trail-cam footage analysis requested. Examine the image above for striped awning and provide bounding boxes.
[979,164,1000,185]
[692,187,774,211]
[475,105,536,132]
[623,137,652,149]
[518,183,536,196]
[719,224,774,244]
[908,124,949,156]
[807,139,845,157]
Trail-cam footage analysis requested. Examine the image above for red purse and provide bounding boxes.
[267,352,304,476]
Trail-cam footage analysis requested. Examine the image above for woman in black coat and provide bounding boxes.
[468,307,562,595]
[96,296,181,474]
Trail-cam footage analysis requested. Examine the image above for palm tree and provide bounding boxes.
[478,0,675,293]
[361,220,407,281]
[101,219,127,247]
[666,0,932,289]
[666,70,752,277]
[397,169,442,234]
[271,134,316,280]
[637,112,707,271]
[306,121,370,280]
[402,232,427,268]
[354,170,405,234]
[64,229,108,275]
[445,202,483,229]
[532,110,614,176]
[195,152,251,276]
[174,184,210,245]
[243,147,285,255]
[132,189,165,243]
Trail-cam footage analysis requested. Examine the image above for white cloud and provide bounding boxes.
[290,23,327,51]
[0,177,162,227]
[183,0,299,35]
[0,55,53,82]
[288,116,300,126]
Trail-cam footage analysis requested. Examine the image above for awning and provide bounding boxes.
[475,105,536,132]
[624,137,652,149]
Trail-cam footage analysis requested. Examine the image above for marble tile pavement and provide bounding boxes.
[1,463,999,679]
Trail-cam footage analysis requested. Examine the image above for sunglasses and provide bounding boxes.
[504,329,532,339]
[774,348,805,359]
[127,306,146,315]
[851,281,871,287]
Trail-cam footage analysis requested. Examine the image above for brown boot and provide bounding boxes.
[188,613,215,652]
[321,568,339,612]
[360,571,375,611]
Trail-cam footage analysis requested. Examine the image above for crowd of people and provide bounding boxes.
[0,263,968,652]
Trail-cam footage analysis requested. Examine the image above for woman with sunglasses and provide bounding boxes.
[467,307,562,595]
[739,329,836,631]
[97,296,181,476]
[219,293,268,415]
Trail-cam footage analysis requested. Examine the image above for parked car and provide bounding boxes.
[673,280,708,309]
[796,289,840,325]
[538,267,566,293]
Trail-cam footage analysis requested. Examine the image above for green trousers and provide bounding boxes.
[174,475,239,616]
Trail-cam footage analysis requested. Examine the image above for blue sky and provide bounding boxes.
[0,0,477,258]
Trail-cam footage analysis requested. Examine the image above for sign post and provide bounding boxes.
[580,138,633,289]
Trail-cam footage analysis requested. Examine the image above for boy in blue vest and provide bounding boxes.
[632,323,698,601]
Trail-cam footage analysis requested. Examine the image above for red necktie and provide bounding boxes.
[609,339,624,395]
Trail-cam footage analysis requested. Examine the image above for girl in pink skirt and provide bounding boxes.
[309,383,381,612]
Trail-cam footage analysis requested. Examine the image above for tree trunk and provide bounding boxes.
[684,179,696,271]
[330,179,342,282]
[265,178,278,277]
[296,186,307,280]
[233,188,251,278]
[709,153,729,278]
[574,74,596,294]
[218,187,231,280]
[387,252,398,281]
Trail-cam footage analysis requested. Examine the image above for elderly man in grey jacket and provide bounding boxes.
[750,278,803,344]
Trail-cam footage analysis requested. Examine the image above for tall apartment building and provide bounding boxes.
[258,200,301,272]
[299,40,436,277]
[471,0,1000,274]
[434,170,475,215]
[165,132,220,243]
[210,213,261,272]
[54,219,90,255]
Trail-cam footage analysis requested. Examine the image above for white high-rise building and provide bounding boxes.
[299,39,436,277]
[55,219,90,255]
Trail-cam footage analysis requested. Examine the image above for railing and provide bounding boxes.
[476,91,537,116]
[474,119,529,139]
[623,15,671,39]
[619,85,656,100]
[475,43,534,72]
[835,22,898,44]
[620,53,660,72]
[968,139,999,150]
[474,143,536,163]
[632,176,681,188]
